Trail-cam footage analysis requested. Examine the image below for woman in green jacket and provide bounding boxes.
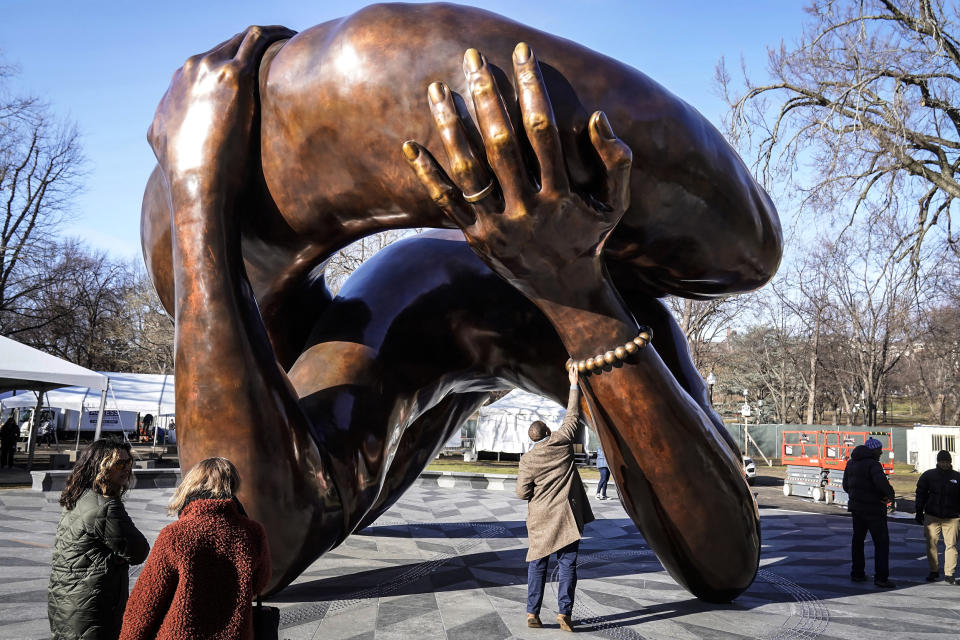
[48,439,149,639]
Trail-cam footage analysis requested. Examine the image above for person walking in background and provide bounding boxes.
[595,444,610,500]
[48,439,149,640]
[517,366,594,632]
[0,416,19,468]
[915,450,960,583]
[120,457,271,640]
[842,436,896,588]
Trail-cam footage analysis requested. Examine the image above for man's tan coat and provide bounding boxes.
[516,391,595,561]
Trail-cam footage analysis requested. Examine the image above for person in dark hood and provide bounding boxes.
[842,436,896,588]
[915,450,960,583]
[0,416,19,468]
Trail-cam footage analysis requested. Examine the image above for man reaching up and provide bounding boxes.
[517,366,595,631]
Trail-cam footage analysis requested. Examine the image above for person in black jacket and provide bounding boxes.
[0,416,19,468]
[915,450,960,583]
[842,437,896,587]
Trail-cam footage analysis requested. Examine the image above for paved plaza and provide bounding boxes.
[1,482,958,640]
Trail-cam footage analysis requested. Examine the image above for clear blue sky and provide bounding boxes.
[0,0,808,261]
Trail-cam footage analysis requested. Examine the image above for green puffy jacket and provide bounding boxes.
[48,490,150,639]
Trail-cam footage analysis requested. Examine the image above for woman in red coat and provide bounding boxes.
[120,458,271,640]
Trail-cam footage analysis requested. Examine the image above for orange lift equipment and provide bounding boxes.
[781,430,894,505]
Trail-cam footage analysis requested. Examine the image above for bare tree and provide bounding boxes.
[18,241,129,370]
[897,251,960,424]
[667,294,751,371]
[719,0,960,267]
[324,230,418,294]
[104,265,175,373]
[903,304,960,424]
[821,221,915,426]
[0,66,83,334]
[9,240,175,373]
[773,244,841,424]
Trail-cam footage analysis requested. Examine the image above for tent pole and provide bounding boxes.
[26,390,44,471]
[93,381,109,442]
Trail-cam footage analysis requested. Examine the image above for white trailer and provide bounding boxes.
[907,425,960,472]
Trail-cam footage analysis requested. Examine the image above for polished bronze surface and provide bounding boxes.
[142,3,781,601]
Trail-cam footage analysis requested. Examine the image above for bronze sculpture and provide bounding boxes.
[141,3,781,602]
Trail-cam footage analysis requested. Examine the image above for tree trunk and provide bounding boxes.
[805,345,817,425]
[840,387,853,426]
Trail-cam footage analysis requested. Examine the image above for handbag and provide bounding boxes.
[252,596,280,640]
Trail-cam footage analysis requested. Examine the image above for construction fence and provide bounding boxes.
[722,423,909,467]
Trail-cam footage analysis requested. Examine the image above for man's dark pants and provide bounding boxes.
[527,539,579,616]
[0,444,14,468]
[851,511,889,580]
[597,467,610,497]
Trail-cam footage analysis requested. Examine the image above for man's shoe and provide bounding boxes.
[557,614,574,632]
[850,574,867,582]
[527,614,542,628]
[595,494,602,499]
[926,572,940,582]
[874,578,897,588]
[947,576,956,584]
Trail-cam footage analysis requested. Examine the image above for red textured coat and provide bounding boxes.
[119,499,271,640]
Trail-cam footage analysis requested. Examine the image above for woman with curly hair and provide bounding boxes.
[48,438,149,640]
[120,457,270,640]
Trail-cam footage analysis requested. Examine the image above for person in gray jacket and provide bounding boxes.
[595,444,610,500]
[517,366,594,631]
[48,439,149,639]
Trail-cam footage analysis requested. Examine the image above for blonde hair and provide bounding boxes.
[168,457,240,515]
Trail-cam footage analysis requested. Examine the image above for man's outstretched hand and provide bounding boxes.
[402,43,632,300]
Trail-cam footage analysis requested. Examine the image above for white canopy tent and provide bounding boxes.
[1,372,175,447]
[1,372,175,416]
[0,336,109,467]
[0,336,108,393]
[475,389,569,454]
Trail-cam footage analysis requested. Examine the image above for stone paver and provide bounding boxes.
[0,482,957,639]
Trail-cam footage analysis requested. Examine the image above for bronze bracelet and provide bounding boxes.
[565,326,652,375]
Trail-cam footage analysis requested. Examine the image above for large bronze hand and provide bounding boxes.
[147,26,348,593]
[148,26,294,188]
[405,43,760,603]
[403,43,632,299]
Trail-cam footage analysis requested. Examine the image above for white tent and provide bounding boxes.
[1,372,174,416]
[0,336,110,466]
[475,389,568,454]
[0,336,107,393]
[2,371,174,439]
[1,371,176,448]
